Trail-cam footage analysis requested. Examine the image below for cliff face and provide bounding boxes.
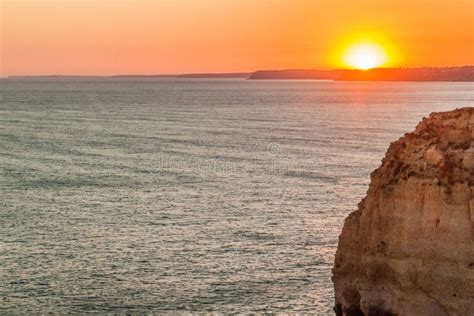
[332,108,474,315]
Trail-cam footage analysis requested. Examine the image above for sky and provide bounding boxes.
[1,0,474,76]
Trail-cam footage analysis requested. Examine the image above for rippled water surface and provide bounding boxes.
[1,79,473,313]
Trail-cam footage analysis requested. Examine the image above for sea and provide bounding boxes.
[1,78,473,313]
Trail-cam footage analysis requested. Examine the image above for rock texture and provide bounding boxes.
[332,108,474,316]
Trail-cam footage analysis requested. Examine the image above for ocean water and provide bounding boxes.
[1,79,473,313]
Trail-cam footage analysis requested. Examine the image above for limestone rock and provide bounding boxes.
[332,108,474,315]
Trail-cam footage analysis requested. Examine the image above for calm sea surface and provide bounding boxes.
[1,79,473,313]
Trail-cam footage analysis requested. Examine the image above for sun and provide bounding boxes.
[342,43,387,70]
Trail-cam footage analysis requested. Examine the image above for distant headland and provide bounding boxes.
[249,66,474,81]
[6,73,251,80]
[113,73,251,79]
[6,66,474,82]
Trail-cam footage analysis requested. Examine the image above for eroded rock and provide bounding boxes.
[332,108,474,315]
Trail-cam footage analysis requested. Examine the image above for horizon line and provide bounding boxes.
[3,65,474,79]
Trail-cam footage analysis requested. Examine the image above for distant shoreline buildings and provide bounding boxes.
[249,66,474,81]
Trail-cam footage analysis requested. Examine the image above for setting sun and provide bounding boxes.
[343,43,387,70]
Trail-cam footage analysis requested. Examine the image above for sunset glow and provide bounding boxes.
[343,43,387,70]
[1,0,473,76]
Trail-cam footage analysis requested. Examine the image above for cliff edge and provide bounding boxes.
[332,108,474,315]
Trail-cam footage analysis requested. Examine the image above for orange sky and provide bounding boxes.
[1,0,473,76]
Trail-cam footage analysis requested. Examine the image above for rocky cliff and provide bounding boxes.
[332,108,474,315]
